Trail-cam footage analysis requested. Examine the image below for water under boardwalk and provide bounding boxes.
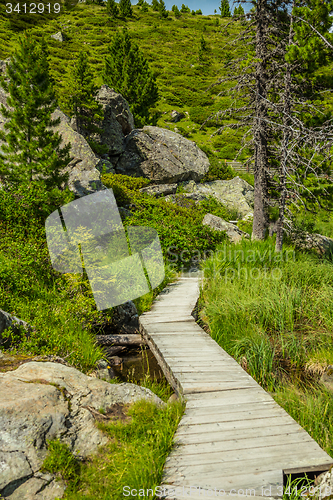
[139,276,333,500]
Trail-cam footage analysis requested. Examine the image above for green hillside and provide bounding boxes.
[0,4,255,163]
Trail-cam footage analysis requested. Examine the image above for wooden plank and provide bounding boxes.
[176,415,298,435]
[179,406,292,426]
[174,423,306,446]
[164,455,332,484]
[173,370,253,379]
[165,441,328,467]
[184,389,273,408]
[164,469,284,496]
[168,432,315,456]
[181,401,280,418]
[182,381,260,394]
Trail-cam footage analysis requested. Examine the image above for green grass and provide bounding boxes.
[200,236,333,457]
[42,398,184,500]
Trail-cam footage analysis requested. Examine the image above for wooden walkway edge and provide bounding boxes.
[139,276,333,500]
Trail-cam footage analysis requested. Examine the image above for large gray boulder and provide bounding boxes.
[0,309,32,347]
[52,109,105,197]
[72,85,134,157]
[181,177,254,219]
[116,126,209,184]
[289,231,333,255]
[202,213,250,243]
[0,361,164,499]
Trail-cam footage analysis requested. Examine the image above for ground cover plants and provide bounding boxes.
[199,235,333,457]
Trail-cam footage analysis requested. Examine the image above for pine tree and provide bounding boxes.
[103,28,158,126]
[152,0,159,10]
[219,0,231,17]
[106,0,119,17]
[172,4,181,17]
[141,1,149,11]
[0,34,71,192]
[60,51,107,156]
[158,0,168,17]
[119,0,132,17]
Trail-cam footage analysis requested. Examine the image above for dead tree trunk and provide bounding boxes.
[252,0,269,240]
[275,8,294,252]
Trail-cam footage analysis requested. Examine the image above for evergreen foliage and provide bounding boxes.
[172,4,181,16]
[0,34,71,192]
[141,1,149,11]
[103,28,158,126]
[60,51,107,156]
[233,5,245,17]
[219,0,231,17]
[152,0,159,11]
[158,0,168,18]
[196,9,202,14]
[119,0,133,17]
[180,3,190,13]
[106,0,119,17]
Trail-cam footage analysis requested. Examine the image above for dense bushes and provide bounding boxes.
[102,173,230,269]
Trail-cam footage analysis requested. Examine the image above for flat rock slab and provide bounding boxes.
[139,277,333,495]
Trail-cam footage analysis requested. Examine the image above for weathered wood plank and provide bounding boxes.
[181,381,260,394]
[179,408,291,426]
[164,455,332,484]
[176,415,297,435]
[95,334,145,346]
[165,441,328,467]
[168,432,315,456]
[164,469,284,496]
[174,423,307,446]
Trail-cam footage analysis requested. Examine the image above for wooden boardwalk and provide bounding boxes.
[139,276,333,500]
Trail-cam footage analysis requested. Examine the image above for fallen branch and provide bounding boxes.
[95,334,146,346]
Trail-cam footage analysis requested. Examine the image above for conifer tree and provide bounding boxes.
[152,0,159,10]
[103,28,158,126]
[0,34,71,191]
[60,51,107,156]
[119,0,132,17]
[173,4,180,16]
[106,0,119,17]
[219,0,231,17]
[141,1,149,11]
[158,0,168,17]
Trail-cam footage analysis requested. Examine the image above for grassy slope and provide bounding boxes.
[0,5,252,162]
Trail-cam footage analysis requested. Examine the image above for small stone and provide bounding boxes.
[168,393,179,404]
[50,32,65,42]
[202,213,249,244]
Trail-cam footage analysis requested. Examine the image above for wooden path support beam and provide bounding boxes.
[95,334,146,346]
[139,276,333,500]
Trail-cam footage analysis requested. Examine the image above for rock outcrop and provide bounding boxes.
[52,109,105,197]
[73,85,135,157]
[115,126,209,184]
[0,361,164,499]
[289,231,333,255]
[202,213,250,243]
[180,177,254,219]
[0,309,32,347]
